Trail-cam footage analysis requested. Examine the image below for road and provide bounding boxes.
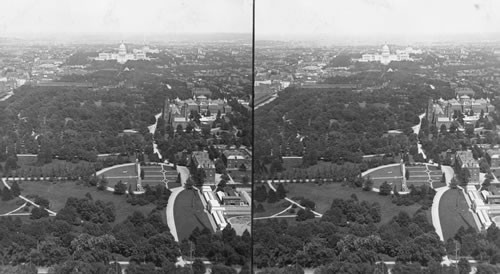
[165,165,190,242]
[430,165,453,242]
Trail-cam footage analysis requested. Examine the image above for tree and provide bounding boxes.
[114,181,127,195]
[363,177,374,191]
[10,181,21,197]
[254,185,268,202]
[255,203,265,213]
[458,258,471,274]
[405,169,410,180]
[276,183,286,199]
[210,264,237,274]
[267,189,278,203]
[193,258,206,274]
[31,207,49,219]
[97,176,108,191]
[140,169,145,180]
[296,208,315,221]
[379,181,392,196]
[1,187,13,201]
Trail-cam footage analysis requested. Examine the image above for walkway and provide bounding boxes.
[430,165,454,242]
[1,178,57,216]
[166,186,184,242]
[266,180,323,217]
[165,165,190,242]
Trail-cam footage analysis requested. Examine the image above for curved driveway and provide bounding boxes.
[166,165,190,242]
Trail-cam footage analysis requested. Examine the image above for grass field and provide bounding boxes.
[254,200,292,218]
[367,165,402,178]
[364,165,404,191]
[174,189,213,241]
[439,188,477,241]
[14,180,156,224]
[0,197,25,214]
[283,182,422,225]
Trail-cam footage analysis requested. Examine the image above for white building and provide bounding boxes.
[359,45,415,65]
[95,43,150,64]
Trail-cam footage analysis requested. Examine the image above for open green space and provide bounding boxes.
[15,180,156,224]
[254,200,291,218]
[439,188,477,241]
[173,189,213,241]
[100,164,136,177]
[365,165,402,178]
[0,197,25,214]
[283,182,422,225]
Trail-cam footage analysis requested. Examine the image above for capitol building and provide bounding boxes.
[357,45,420,65]
[95,42,154,64]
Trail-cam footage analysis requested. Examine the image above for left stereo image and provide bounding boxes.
[0,1,253,273]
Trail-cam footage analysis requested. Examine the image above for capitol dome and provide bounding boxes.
[119,43,127,55]
[382,44,390,54]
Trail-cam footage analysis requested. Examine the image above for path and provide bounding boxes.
[148,112,164,160]
[430,165,454,242]
[266,180,323,217]
[431,186,448,241]
[412,113,427,159]
[165,165,190,242]
[0,202,27,216]
[1,178,57,216]
[166,187,184,242]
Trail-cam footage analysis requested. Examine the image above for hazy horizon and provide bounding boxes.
[257,0,500,44]
[0,0,252,38]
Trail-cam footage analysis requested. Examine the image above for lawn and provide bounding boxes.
[365,165,402,179]
[174,189,213,241]
[100,164,137,177]
[0,197,26,214]
[14,180,157,224]
[99,164,137,185]
[439,188,477,241]
[254,200,291,218]
[284,182,422,225]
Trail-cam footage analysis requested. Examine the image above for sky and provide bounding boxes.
[256,0,500,41]
[0,0,252,37]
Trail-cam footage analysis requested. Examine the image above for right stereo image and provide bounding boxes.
[253,0,500,273]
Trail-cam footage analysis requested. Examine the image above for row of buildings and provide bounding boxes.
[95,43,157,64]
[162,95,233,129]
[190,149,252,185]
[357,45,421,65]
[201,185,251,231]
[427,88,495,130]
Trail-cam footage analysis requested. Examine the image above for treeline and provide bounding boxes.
[0,197,186,272]
[254,197,445,271]
[179,225,251,267]
[255,75,454,177]
[0,85,158,163]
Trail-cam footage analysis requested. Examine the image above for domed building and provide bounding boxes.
[95,42,149,64]
[359,44,414,65]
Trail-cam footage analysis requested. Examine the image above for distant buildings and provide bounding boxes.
[163,95,232,129]
[427,90,495,130]
[357,45,418,65]
[95,43,151,64]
